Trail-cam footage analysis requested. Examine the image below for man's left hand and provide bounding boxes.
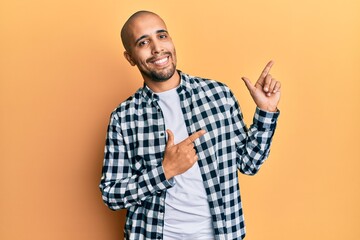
[241,60,281,112]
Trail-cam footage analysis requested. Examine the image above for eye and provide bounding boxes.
[159,34,167,39]
[138,40,149,47]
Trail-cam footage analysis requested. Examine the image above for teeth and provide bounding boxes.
[154,57,168,65]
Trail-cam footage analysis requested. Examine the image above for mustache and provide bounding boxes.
[146,52,172,63]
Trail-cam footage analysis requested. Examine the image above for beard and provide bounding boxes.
[140,62,176,82]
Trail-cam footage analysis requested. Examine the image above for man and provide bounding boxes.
[100,10,281,240]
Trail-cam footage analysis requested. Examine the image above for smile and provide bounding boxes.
[151,56,169,66]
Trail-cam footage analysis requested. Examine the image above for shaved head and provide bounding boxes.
[119,11,178,87]
[121,11,166,52]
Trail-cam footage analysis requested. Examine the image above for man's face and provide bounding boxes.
[123,14,177,82]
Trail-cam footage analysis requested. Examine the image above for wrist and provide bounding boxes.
[266,107,278,112]
[258,105,278,113]
[162,161,174,180]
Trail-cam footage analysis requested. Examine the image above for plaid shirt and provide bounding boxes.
[99,71,279,240]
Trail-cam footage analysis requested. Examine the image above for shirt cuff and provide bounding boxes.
[253,107,280,130]
[147,164,175,193]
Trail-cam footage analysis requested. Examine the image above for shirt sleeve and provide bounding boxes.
[99,111,174,210]
[228,90,280,175]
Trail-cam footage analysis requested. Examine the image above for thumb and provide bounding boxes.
[166,129,175,148]
[241,77,254,92]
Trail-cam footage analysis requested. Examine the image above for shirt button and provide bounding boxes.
[159,208,164,213]
[160,132,164,137]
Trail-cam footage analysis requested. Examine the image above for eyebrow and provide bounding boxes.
[134,29,168,45]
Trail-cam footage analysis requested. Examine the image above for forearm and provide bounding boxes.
[100,163,173,210]
[236,107,279,175]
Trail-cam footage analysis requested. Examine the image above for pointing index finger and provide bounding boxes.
[257,60,274,85]
[185,129,206,145]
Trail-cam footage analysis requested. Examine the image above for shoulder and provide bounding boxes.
[110,88,144,121]
[181,72,232,98]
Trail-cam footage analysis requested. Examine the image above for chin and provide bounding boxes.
[143,65,176,82]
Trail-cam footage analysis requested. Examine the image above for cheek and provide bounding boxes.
[133,52,150,65]
[163,42,176,56]
[171,48,177,63]
[166,41,176,51]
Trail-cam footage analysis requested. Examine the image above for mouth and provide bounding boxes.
[149,55,170,67]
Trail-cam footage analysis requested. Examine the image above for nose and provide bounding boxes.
[151,39,163,55]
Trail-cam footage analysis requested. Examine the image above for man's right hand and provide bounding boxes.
[162,129,206,180]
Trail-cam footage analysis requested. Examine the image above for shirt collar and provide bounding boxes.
[141,70,194,104]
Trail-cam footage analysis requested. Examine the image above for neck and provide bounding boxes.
[143,71,181,93]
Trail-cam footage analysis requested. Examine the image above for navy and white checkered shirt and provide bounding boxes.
[99,71,279,240]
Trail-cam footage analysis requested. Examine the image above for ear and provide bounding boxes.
[123,51,136,66]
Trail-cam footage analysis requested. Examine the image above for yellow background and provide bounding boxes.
[1,0,359,239]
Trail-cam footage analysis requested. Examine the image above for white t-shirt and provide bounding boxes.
[157,87,214,240]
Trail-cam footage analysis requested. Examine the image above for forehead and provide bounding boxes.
[126,14,168,41]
